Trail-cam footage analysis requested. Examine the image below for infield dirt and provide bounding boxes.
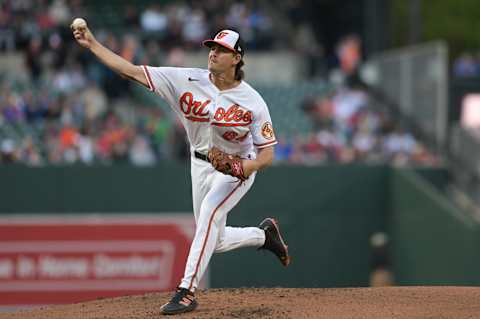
[2,286,480,319]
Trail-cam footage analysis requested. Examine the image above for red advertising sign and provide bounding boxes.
[0,214,196,306]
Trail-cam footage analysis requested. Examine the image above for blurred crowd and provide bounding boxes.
[0,0,327,75]
[0,0,437,166]
[274,85,438,166]
[0,0,317,52]
[0,76,190,166]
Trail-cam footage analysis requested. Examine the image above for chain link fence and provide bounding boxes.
[361,41,449,150]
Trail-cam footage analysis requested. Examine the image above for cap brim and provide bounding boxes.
[203,40,238,54]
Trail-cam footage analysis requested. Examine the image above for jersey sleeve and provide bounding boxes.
[251,99,278,149]
[141,66,181,107]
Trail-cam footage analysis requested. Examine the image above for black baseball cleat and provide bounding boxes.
[258,218,291,267]
[160,287,198,315]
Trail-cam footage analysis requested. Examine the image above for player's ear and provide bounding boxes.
[233,53,241,65]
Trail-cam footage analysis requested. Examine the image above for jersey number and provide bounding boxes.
[222,131,249,142]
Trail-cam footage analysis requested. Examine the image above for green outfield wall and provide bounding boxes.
[0,164,476,287]
[389,169,480,285]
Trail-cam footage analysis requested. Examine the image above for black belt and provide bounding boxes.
[194,151,209,162]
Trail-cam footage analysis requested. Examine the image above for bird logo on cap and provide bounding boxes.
[216,31,229,39]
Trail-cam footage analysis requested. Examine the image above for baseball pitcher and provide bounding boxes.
[72,21,290,315]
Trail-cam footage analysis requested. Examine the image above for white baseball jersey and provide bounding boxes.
[141,65,275,293]
[141,66,277,157]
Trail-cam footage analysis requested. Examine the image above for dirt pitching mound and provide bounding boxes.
[2,287,480,319]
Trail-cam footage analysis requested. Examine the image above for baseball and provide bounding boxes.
[71,18,87,30]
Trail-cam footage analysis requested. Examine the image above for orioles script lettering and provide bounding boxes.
[213,104,252,126]
[179,92,210,122]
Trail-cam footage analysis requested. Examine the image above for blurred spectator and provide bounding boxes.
[52,61,86,94]
[165,46,186,67]
[44,94,63,120]
[48,0,71,26]
[142,40,164,66]
[25,36,43,80]
[274,136,293,163]
[145,108,171,159]
[169,118,189,160]
[2,91,25,124]
[182,8,208,49]
[299,133,326,165]
[383,126,416,159]
[77,125,95,164]
[140,4,168,34]
[301,95,334,130]
[0,3,15,51]
[96,112,127,161]
[24,91,47,123]
[369,232,394,287]
[129,134,156,166]
[453,53,478,77]
[0,139,17,163]
[336,34,362,76]
[120,34,142,64]
[225,1,273,50]
[20,136,43,166]
[82,82,107,122]
[332,87,367,132]
[352,126,377,161]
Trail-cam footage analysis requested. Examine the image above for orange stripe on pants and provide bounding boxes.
[187,182,242,291]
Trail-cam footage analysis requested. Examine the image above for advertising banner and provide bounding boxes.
[0,214,195,305]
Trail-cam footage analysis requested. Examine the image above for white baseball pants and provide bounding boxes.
[179,154,265,291]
